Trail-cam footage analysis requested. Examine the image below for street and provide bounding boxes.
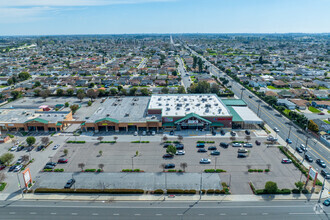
[0,200,328,220]
[176,57,191,89]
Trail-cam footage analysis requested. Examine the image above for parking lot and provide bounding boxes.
[48,131,302,194]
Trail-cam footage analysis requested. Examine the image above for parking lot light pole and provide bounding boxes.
[214,157,217,170]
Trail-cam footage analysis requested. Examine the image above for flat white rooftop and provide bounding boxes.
[149,94,231,117]
[232,106,263,124]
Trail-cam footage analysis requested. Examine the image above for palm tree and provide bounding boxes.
[98,163,104,171]
[160,163,166,172]
[180,162,187,172]
[78,163,85,171]
[99,150,103,156]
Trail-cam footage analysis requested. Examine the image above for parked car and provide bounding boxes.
[26,146,34,152]
[238,148,248,153]
[16,158,23,164]
[134,131,138,136]
[43,165,55,170]
[37,145,44,151]
[163,154,174,159]
[232,143,242,147]
[198,148,207,153]
[8,165,16,172]
[255,140,261,146]
[220,130,226,136]
[210,150,220,155]
[0,165,6,171]
[142,131,146,136]
[321,170,330,179]
[267,136,278,141]
[300,144,307,152]
[304,154,313,162]
[200,158,211,164]
[163,143,171,148]
[14,165,23,172]
[64,179,75,189]
[175,150,185,155]
[16,146,24,152]
[165,164,175,169]
[211,130,216,136]
[237,153,247,158]
[219,142,229,148]
[316,159,326,168]
[281,158,292,164]
[296,146,303,153]
[274,127,279,132]
[243,143,253,148]
[175,144,184,150]
[318,112,325,115]
[245,130,250,135]
[196,143,205,148]
[208,146,217,150]
[53,145,60,150]
[46,162,57,167]
[286,138,292,144]
[58,158,68,163]
[151,131,156,136]
[169,130,174,135]
[323,198,330,206]
[230,131,236,136]
[10,146,18,151]
[248,95,253,98]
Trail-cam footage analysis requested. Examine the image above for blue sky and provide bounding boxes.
[0,0,329,35]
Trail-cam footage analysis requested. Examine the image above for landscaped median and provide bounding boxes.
[196,141,215,144]
[204,169,226,173]
[131,141,150,143]
[66,141,86,144]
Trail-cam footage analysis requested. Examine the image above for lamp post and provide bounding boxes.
[240,88,245,99]
[287,123,292,140]
[301,137,309,163]
[200,171,203,200]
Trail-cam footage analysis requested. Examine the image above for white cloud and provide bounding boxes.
[0,7,53,23]
[0,0,176,7]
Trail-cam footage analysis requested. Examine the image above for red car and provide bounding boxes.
[318,112,325,115]
[0,165,6,171]
[58,158,68,163]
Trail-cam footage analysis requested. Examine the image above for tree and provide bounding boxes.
[70,104,79,114]
[41,137,49,146]
[18,72,30,81]
[210,83,220,94]
[180,162,187,172]
[140,88,149,96]
[21,155,29,164]
[97,136,104,143]
[177,86,186,94]
[77,92,85,102]
[26,136,36,146]
[63,149,68,156]
[78,163,85,171]
[10,91,21,100]
[0,173,5,183]
[161,87,169,94]
[166,145,176,155]
[99,150,103,156]
[129,88,137,96]
[66,89,74,96]
[162,135,168,143]
[34,81,41,87]
[177,135,183,142]
[86,89,99,101]
[113,136,118,142]
[160,163,166,172]
[110,88,118,96]
[56,89,64,96]
[265,181,278,194]
[98,163,104,171]
[39,89,50,101]
[308,120,319,132]
[120,88,127,96]
[295,181,304,191]
[0,153,14,165]
[64,102,69,107]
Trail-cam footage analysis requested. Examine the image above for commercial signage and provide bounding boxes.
[22,168,32,188]
[309,167,317,180]
[164,117,173,122]
[102,123,108,126]
[188,120,199,124]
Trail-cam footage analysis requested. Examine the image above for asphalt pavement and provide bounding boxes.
[0,200,328,220]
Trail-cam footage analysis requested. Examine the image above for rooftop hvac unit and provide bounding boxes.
[205,109,209,113]
[166,103,169,106]
[176,107,180,110]
[158,103,162,106]
[186,108,190,111]
[107,114,110,116]
[166,107,170,111]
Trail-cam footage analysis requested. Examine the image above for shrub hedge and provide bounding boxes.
[84,169,96,172]
[122,169,143,172]
[131,141,150,143]
[153,189,164,194]
[0,182,7,191]
[204,169,226,173]
[292,189,301,194]
[43,169,53,172]
[166,189,196,194]
[100,141,116,144]
[67,141,86,144]
[54,169,64,172]
[196,141,215,143]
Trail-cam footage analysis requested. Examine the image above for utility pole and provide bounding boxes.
[301,137,309,163]
[256,100,262,117]
[287,123,292,140]
[240,88,245,99]
[318,177,326,203]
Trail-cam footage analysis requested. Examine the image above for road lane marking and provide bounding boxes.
[177,214,183,215]
[220,213,226,215]
[134,214,141,216]
[241,213,247,215]
[198,214,205,215]
[289,213,316,215]
[9,212,16,214]
[72,213,78,215]
[30,212,36,214]
[113,213,119,215]
[50,213,56,215]
[262,213,268,215]
[92,213,99,216]
[156,214,162,216]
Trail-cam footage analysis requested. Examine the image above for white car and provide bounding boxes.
[232,143,242,147]
[176,150,185,155]
[151,131,156,136]
[10,146,18,151]
[53,145,60,150]
[200,158,211,164]
[134,131,138,136]
[274,127,279,132]
[14,165,23,172]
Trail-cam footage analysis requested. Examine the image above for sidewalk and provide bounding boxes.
[1,192,328,202]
